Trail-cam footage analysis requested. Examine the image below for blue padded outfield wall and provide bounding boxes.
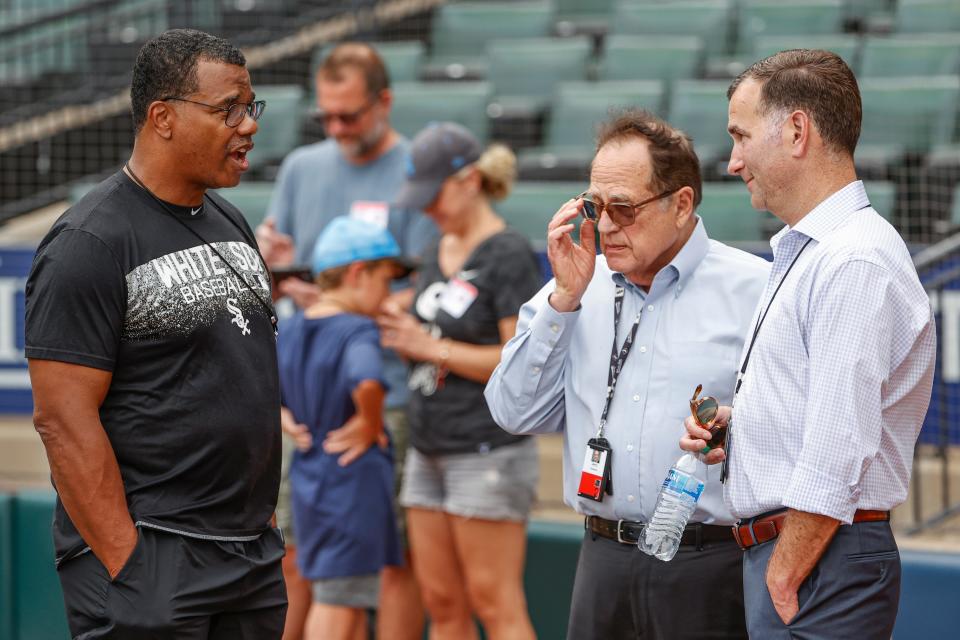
[0,495,957,640]
[0,249,32,414]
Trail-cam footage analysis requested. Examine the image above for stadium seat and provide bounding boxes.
[753,35,861,74]
[486,37,592,115]
[598,35,704,84]
[390,81,492,142]
[610,1,733,56]
[245,84,305,172]
[668,80,733,169]
[554,0,616,27]
[496,181,585,247]
[12,490,69,640]
[427,1,554,77]
[698,183,769,242]
[519,80,665,180]
[737,0,845,55]
[952,184,960,226]
[863,180,896,221]
[375,41,426,84]
[860,34,960,78]
[896,0,960,33]
[217,182,276,229]
[858,76,960,154]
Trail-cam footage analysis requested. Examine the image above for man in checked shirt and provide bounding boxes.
[681,49,936,638]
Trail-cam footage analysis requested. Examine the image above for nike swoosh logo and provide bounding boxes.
[458,269,479,281]
[191,207,202,216]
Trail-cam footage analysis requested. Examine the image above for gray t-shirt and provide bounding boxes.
[268,137,437,408]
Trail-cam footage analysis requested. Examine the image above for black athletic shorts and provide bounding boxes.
[57,525,287,639]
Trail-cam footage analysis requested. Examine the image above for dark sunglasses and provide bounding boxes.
[163,97,266,128]
[690,384,726,453]
[577,188,679,227]
[313,98,377,127]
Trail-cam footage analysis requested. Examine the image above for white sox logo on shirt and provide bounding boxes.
[226,298,251,335]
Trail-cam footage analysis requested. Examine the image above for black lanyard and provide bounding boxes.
[596,285,643,438]
[124,164,278,336]
[733,237,813,397]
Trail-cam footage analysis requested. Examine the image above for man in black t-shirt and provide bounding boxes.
[25,29,285,639]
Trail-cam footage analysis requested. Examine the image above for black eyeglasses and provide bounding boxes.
[163,97,266,127]
[577,188,679,227]
[312,98,378,127]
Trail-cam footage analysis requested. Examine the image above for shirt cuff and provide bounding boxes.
[782,462,859,524]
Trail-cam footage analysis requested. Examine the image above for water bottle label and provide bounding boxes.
[663,469,705,501]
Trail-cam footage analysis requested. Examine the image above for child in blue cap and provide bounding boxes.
[276,216,410,640]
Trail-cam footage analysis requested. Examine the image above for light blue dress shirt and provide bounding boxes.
[485,219,769,524]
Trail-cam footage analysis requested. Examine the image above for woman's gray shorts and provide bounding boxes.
[400,438,539,521]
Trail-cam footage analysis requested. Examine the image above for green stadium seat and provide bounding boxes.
[390,81,492,142]
[428,1,554,75]
[896,0,960,33]
[375,41,425,83]
[863,180,895,221]
[860,34,960,78]
[13,490,69,640]
[859,76,960,154]
[737,0,845,55]
[1,493,11,640]
[496,181,585,247]
[217,182,276,230]
[519,80,665,179]
[698,183,769,242]
[952,184,960,226]
[486,37,592,115]
[753,35,861,73]
[668,80,733,167]
[610,1,733,56]
[598,35,704,84]
[246,85,305,172]
[554,0,616,26]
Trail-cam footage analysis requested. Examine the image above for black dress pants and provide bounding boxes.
[567,529,747,640]
[57,525,287,639]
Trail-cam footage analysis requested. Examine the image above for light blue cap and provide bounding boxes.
[311,216,403,274]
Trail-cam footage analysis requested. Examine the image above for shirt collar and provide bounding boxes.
[770,180,869,252]
[610,216,710,299]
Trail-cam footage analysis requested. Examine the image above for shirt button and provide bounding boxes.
[532,366,541,373]
[639,345,647,353]
[626,444,634,452]
[627,494,635,502]
[632,394,640,402]
[647,305,654,312]
[550,323,559,333]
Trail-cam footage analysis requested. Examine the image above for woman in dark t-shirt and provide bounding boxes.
[379,123,541,639]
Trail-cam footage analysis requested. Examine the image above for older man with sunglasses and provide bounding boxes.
[485,109,769,639]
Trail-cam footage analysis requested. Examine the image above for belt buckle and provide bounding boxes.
[616,519,629,544]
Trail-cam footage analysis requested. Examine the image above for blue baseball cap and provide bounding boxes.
[311,216,413,275]
[393,122,483,211]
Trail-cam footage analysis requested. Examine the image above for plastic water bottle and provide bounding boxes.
[638,453,705,561]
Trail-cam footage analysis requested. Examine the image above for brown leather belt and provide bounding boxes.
[586,516,735,550]
[733,508,891,550]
